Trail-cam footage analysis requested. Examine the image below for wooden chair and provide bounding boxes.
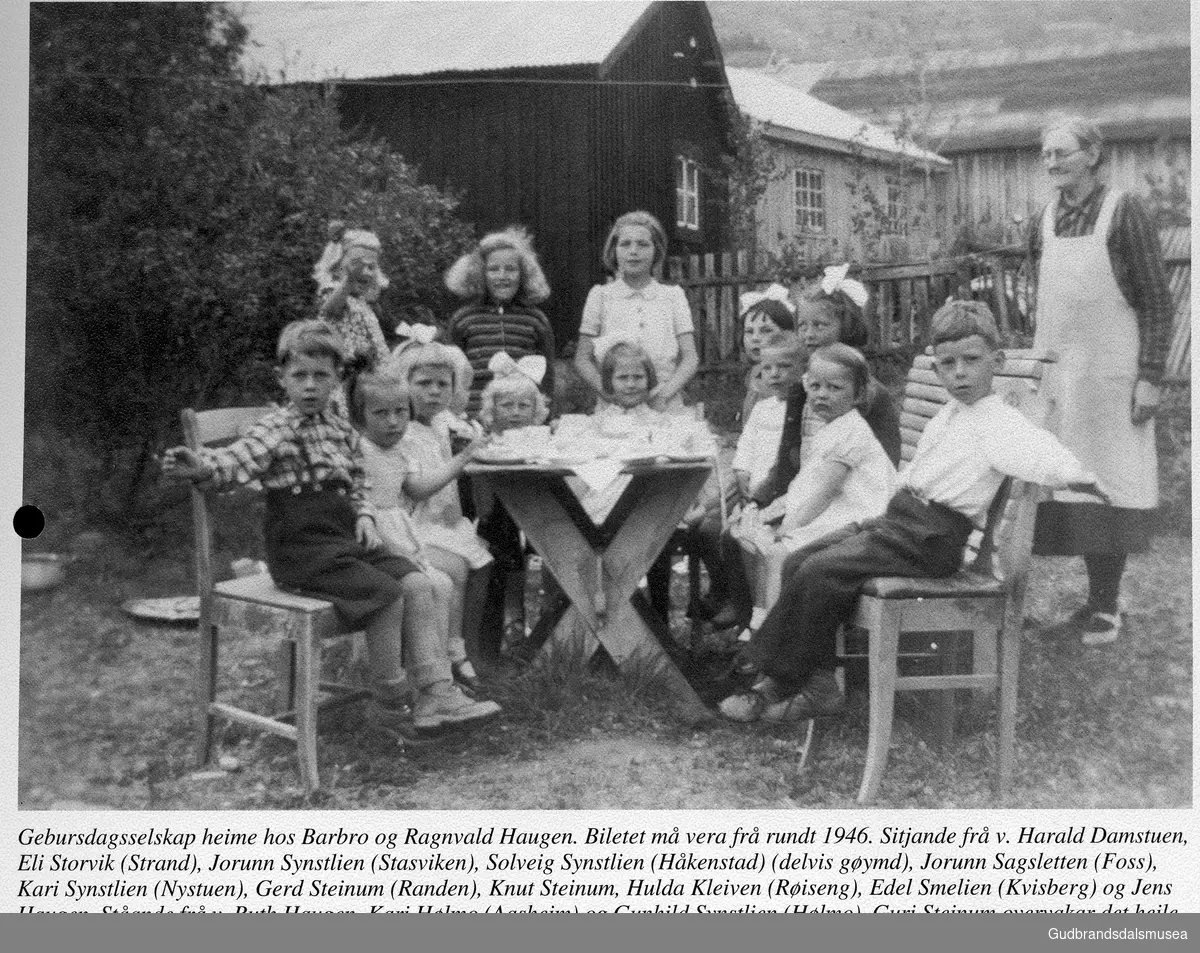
[840,350,1056,804]
[184,406,370,792]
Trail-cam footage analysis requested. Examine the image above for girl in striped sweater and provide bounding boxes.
[444,227,557,416]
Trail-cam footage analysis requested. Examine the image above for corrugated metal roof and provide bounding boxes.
[796,36,1189,152]
[727,67,948,167]
[238,1,656,82]
[880,96,1192,153]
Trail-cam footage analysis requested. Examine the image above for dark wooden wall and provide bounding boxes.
[335,2,730,348]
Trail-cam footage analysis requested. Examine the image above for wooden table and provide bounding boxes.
[466,459,714,723]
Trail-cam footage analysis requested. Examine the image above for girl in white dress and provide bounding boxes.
[574,211,699,413]
[737,344,896,613]
[391,341,494,687]
[347,360,494,695]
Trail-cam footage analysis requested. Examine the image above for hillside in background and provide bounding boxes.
[710,1,1190,67]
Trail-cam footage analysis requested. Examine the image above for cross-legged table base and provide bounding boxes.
[470,463,713,723]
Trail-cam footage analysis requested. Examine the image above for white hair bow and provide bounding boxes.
[820,264,869,309]
[394,322,438,344]
[313,229,390,293]
[488,351,546,385]
[739,282,795,317]
[312,239,344,293]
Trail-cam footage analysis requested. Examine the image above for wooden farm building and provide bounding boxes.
[726,67,950,264]
[788,33,1190,243]
[240,1,733,345]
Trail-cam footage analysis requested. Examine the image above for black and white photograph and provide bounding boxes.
[15,0,1191,829]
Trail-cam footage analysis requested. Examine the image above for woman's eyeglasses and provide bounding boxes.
[1042,147,1083,163]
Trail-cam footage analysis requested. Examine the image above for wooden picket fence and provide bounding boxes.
[668,228,1191,385]
[665,251,1027,367]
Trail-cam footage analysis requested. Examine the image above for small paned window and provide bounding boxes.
[793,167,825,233]
[675,155,700,230]
[885,175,909,235]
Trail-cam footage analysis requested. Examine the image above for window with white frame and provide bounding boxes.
[885,175,908,234]
[675,155,700,230]
[793,167,825,233]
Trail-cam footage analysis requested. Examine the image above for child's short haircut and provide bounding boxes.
[930,299,1002,349]
[478,373,549,429]
[795,289,870,348]
[807,343,872,403]
[599,340,658,395]
[758,329,804,364]
[444,225,551,304]
[601,210,668,273]
[347,358,409,429]
[277,319,345,368]
[742,299,796,332]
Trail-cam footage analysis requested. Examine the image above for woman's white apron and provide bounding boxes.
[1033,189,1157,509]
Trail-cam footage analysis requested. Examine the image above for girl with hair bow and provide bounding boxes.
[315,221,392,367]
[444,226,557,416]
[478,352,550,432]
[394,324,476,420]
[739,282,798,421]
[474,350,552,667]
[753,263,901,510]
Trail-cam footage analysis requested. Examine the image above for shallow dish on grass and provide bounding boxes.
[121,595,201,624]
[21,553,67,593]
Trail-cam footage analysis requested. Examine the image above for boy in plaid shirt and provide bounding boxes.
[162,320,499,734]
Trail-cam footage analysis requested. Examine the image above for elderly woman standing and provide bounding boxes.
[1029,117,1173,646]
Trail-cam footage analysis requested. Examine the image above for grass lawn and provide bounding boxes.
[18,519,1191,811]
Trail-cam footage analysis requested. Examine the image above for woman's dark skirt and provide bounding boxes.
[1033,501,1155,556]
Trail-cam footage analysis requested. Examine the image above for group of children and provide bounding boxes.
[162,207,1105,739]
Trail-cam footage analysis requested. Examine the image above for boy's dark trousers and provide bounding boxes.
[264,485,419,629]
[745,490,974,694]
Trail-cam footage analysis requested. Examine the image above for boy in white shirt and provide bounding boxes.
[721,300,1106,723]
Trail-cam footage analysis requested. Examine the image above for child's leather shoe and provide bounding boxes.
[761,670,845,723]
[451,659,481,693]
[1080,608,1123,646]
[413,681,500,734]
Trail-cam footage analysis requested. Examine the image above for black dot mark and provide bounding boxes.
[14,505,45,539]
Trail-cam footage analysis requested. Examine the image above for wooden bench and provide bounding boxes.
[184,406,369,792]
[840,349,1057,803]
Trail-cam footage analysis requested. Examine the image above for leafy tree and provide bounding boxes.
[710,93,779,262]
[28,3,473,519]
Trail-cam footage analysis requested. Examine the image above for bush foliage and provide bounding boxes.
[27,3,473,520]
